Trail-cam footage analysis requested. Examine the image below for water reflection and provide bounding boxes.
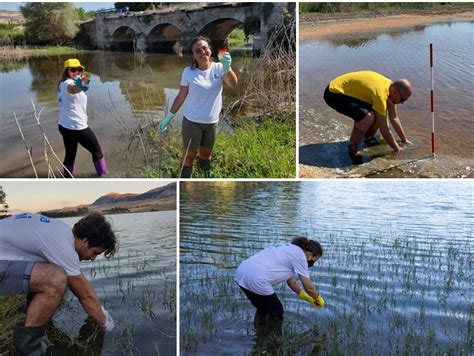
[180,181,473,354]
[0,51,253,177]
[46,318,105,355]
[300,21,474,162]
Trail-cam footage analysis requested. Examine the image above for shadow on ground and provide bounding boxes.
[299,141,374,168]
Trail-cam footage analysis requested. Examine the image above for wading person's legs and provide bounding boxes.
[349,111,375,156]
[323,86,374,159]
[239,285,284,331]
[58,125,79,177]
[76,127,107,177]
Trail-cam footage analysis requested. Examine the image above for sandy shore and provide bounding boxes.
[300,10,474,41]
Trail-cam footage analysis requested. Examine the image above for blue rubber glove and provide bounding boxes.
[158,112,176,132]
[220,52,232,74]
[73,76,90,92]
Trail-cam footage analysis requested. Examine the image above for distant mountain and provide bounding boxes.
[91,183,176,206]
[0,10,25,24]
[40,183,176,217]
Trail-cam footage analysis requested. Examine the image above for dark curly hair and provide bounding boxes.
[291,236,323,257]
[72,212,117,258]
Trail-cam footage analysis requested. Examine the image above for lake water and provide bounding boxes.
[0,50,253,177]
[180,181,473,354]
[51,210,176,355]
[299,21,474,176]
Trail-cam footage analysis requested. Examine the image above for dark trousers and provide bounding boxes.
[58,125,104,165]
[239,285,284,321]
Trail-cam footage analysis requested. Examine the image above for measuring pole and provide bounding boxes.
[430,43,435,156]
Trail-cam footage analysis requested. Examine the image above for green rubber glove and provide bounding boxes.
[158,112,176,133]
[298,290,316,307]
[73,76,90,92]
[315,293,325,308]
[220,52,232,74]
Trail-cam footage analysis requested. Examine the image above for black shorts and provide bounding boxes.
[323,85,373,122]
[238,284,284,321]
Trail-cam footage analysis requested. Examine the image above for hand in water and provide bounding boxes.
[101,306,114,332]
[315,294,325,308]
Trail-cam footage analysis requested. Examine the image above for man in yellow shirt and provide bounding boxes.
[324,71,412,163]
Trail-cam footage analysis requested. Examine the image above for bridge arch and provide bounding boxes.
[111,26,136,51]
[146,23,182,53]
[199,17,260,50]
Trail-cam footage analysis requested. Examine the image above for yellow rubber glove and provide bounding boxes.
[315,293,325,308]
[298,290,316,307]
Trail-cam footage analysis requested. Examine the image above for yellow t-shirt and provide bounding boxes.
[329,71,392,116]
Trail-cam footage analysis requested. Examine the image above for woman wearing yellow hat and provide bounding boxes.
[57,58,107,177]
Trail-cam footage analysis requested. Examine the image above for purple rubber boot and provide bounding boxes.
[64,164,74,178]
[94,158,107,177]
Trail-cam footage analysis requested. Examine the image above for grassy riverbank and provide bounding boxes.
[1,45,83,60]
[142,118,296,178]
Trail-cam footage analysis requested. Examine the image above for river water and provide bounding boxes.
[51,211,177,355]
[299,21,474,177]
[180,181,473,354]
[0,50,253,177]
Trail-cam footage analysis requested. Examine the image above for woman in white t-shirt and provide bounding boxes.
[158,36,238,178]
[57,58,107,178]
[235,237,325,332]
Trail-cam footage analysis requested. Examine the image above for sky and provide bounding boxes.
[0,2,115,12]
[1,180,174,212]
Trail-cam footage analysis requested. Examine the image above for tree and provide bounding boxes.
[20,2,79,45]
[114,3,164,12]
[75,7,95,21]
[0,186,8,213]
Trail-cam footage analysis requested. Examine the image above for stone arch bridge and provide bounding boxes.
[81,3,294,54]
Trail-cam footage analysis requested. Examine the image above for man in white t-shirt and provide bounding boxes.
[0,212,117,355]
[235,237,325,334]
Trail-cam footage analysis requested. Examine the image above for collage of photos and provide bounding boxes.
[0,1,472,356]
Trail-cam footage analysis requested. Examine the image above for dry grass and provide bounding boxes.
[222,17,296,126]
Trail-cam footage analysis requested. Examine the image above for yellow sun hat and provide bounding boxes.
[64,58,85,69]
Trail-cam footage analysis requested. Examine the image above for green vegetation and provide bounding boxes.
[228,28,249,47]
[103,207,131,214]
[143,119,295,178]
[39,207,89,218]
[0,23,24,45]
[0,45,82,60]
[114,2,164,11]
[20,2,79,45]
[180,229,472,353]
[197,119,295,178]
[75,7,95,21]
[299,2,474,13]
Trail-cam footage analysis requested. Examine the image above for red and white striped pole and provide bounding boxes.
[430,43,435,156]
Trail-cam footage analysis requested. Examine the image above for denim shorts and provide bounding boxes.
[0,260,35,295]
